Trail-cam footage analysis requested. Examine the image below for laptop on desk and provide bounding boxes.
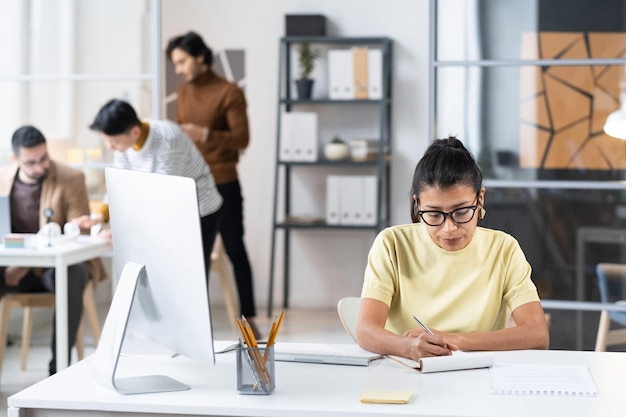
[0,196,11,241]
[274,342,383,366]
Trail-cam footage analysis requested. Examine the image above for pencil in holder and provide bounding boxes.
[236,343,275,395]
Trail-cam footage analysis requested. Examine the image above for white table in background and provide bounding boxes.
[0,235,111,371]
[7,347,626,417]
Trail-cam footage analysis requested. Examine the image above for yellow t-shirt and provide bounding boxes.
[360,223,540,335]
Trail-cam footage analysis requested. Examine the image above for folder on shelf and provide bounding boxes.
[326,175,342,225]
[367,48,383,100]
[328,49,354,100]
[361,176,377,226]
[279,114,294,161]
[352,47,369,99]
[280,112,318,162]
[340,175,362,225]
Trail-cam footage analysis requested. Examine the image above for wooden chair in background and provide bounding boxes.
[595,263,626,352]
[210,234,239,333]
[0,280,100,376]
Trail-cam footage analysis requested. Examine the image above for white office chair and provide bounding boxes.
[337,296,360,342]
[595,263,626,352]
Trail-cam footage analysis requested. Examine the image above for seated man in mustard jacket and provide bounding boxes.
[0,125,105,375]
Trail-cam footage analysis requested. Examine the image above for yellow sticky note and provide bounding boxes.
[359,390,412,404]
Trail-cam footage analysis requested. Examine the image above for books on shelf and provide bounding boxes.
[284,215,325,225]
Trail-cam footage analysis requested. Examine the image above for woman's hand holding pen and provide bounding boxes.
[402,327,458,360]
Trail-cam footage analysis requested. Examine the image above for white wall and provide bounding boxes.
[161,0,430,311]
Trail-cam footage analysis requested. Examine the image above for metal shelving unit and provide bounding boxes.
[267,36,393,315]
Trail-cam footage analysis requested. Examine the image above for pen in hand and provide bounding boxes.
[413,315,434,335]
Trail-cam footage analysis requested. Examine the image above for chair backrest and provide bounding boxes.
[596,263,626,324]
[337,297,360,342]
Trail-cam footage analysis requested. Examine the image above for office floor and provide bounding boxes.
[0,301,621,417]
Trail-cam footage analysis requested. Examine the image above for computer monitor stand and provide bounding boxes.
[89,261,190,395]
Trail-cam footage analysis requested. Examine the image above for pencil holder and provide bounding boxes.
[236,343,275,395]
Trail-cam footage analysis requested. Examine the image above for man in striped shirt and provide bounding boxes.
[84,99,222,274]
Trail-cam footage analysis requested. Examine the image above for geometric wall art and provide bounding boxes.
[519,32,626,170]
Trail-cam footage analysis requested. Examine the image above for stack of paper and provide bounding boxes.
[490,364,598,396]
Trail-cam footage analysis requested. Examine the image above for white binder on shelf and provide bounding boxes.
[280,112,318,162]
[340,175,362,225]
[367,48,383,100]
[360,176,378,226]
[279,114,294,161]
[328,50,354,100]
[325,175,342,225]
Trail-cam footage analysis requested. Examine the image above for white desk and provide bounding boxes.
[7,347,626,417]
[0,236,111,371]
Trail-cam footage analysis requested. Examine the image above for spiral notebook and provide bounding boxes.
[490,364,598,396]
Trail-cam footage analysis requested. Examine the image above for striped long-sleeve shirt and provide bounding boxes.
[113,119,222,217]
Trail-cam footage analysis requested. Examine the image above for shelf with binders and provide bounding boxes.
[275,221,380,230]
[279,36,391,102]
[276,155,390,167]
[268,36,392,315]
[280,98,391,105]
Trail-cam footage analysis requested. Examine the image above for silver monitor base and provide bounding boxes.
[114,375,190,395]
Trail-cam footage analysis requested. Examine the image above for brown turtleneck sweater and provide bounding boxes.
[175,69,250,184]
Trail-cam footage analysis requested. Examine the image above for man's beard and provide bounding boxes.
[25,169,48,183]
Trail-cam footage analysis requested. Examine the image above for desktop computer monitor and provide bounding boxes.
[90,167,215,395]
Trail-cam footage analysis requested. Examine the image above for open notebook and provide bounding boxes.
[388,351,495,373]
[273,342,383,366]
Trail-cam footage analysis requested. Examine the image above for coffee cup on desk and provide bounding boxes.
[63,222,80,238]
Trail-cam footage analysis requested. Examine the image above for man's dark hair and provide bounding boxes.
[166,31,213,66]
[11,125,46,156]
[89,99,142,135]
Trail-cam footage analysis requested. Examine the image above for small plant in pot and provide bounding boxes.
[295,40,320,100]
[324,135,350,160]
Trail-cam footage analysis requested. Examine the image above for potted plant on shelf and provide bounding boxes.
[295,40,320,100]
[324,135,350,160]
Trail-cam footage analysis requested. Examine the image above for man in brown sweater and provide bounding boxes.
[167,31,259,338]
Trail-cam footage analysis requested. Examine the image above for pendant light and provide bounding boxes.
[604,82,626,139]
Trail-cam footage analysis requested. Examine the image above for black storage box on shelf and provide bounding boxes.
[285,14,326,36]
